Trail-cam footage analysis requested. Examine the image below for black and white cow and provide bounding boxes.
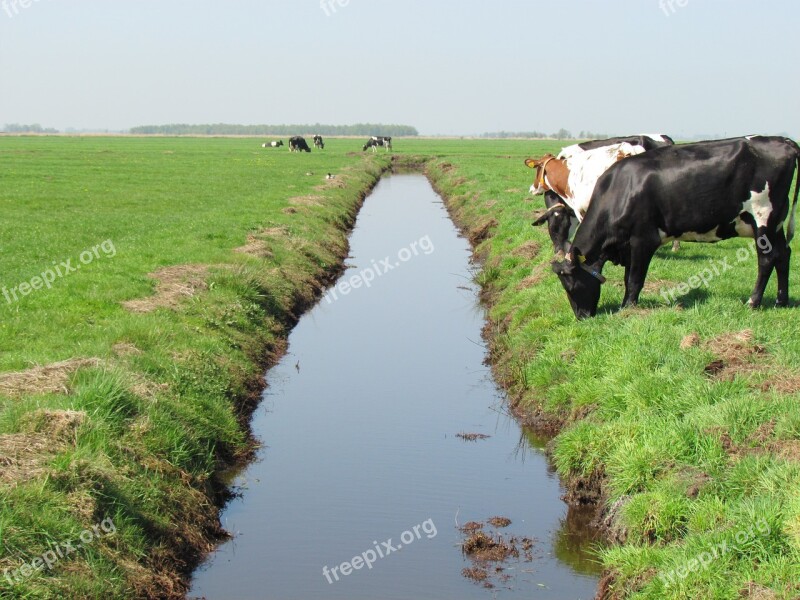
[551,136,800,319]
[289,136,311,153]
[363,136,392,152]
[313,135,324,150]
[534,135,674,255]
[262,140,284,148]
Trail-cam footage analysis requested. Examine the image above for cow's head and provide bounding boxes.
[525,155,557,195]
[551,247,605,320]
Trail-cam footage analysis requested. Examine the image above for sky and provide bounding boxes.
[0,0,798,137]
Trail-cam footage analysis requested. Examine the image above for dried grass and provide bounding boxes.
[0,358,101,398]
[122,265,210,313]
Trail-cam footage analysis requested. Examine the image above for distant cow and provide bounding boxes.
[289,136,311,153]
[552,136,800,319]
[528,134,674,254]
[313,135,325,150]
[363,136,392,152]
[262,140,283,148]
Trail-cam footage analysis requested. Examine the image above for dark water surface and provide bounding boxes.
[189,175,600,600]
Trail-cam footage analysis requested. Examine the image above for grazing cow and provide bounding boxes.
[262,140,284,148]
[313,135,325,150]
[529,135,674,254]
[363,136,392,152]
[289,136,311,153]
[551,136,800,319]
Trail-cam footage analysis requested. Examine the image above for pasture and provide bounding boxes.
[1,135,799,599]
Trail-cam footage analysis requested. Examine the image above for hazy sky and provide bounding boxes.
[1,0,798,137]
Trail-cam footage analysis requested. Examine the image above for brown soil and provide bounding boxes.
[121,264,210,313]
[487,516,512,528]
[0,357,102,398]
[511,240,541,259]
[702,329,768,381]
[459,521,484,532]
[456,432,491,441]
[759,372,800,394]
[462,530,519,562]
[461,566,489,583]
[468,218,498,245]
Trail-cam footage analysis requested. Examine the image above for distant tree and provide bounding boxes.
[553,128,572,140]
[3,123,59,134]
[129,123,419,136]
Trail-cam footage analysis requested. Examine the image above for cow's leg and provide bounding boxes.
[775,241,791,307]
[748,229,779,308]
[621,237,659,308]
[772,227,791,306]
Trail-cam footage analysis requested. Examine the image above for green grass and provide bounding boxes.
[1,135,799,598]
[0,136,389,598]
[421,139,800,599]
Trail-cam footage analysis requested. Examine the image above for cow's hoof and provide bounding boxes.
[746,298,762,309]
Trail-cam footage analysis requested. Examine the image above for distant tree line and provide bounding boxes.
[3,123,60,134]
[129,123,419,136]
[479,129,627,140]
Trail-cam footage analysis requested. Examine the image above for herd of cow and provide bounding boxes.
[260,135,393,153]
[525,134,800,320]
[261,131,800,321]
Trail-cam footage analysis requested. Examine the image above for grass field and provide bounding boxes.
[0,136,388,598]
[1,135,799,599]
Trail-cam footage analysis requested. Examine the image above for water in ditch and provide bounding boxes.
[189,174,601,599]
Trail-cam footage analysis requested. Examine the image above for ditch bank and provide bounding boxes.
[0,155,391,600]
[424,155,800,600]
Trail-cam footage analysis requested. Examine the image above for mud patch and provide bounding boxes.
[460,518,537,589]
[456,432,491,442]
[468,218,498,245]
[0,358,102,398]
[511,240,541,260]
[122,265,210,313]
[759,372,800,395]
[703,330,768,381]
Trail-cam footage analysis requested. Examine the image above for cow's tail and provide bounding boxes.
[787,139,800,244]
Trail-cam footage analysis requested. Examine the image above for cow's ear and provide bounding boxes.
[552,259,575,276]
[567,246,581,264]
[524,158,538,169]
